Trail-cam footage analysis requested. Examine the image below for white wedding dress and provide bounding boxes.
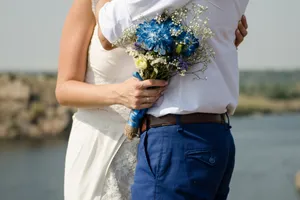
[63,1,138,199]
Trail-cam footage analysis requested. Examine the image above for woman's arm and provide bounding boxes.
[56,0,166,109]
[56,0,115,108]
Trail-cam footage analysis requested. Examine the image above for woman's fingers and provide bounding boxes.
[128,78,167,109]
[139,87,166,97]
[138,79,168,89]
[134,95,162,109]
[141,96,157,104]
[137,103,153,109]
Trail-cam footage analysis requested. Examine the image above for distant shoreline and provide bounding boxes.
[1,71,300,140]
[1,68,300,73]
[235,95,300,116]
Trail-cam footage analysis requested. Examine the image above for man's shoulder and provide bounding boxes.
[126,0,191,21]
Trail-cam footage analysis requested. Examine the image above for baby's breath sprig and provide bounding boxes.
[112,25,138,48]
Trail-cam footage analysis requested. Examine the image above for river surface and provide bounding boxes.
[0,114,300,200]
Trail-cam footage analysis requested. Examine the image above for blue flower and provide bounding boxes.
[164,19,182,35]
[177,32,200,57]
[178,56,189,71]
[133,42,145,52]
[136,19,174,55]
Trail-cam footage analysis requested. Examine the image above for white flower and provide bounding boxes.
[134,56,148,70]
[151,57,167,65]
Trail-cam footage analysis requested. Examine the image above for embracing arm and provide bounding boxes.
[96,0,249,50]
[96,0,192,50]
[95,0,112,50]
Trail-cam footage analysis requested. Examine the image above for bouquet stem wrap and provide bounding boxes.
[124,72,147,140]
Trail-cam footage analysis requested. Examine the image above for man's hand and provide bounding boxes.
[235,15,248,48]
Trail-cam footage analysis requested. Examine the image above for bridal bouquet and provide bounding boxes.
[113,4,215,139]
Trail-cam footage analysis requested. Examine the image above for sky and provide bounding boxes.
[0,0,299,72]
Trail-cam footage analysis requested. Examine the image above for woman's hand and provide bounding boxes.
[116,78,168,109]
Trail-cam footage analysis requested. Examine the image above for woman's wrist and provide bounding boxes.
[95,83,125,106]
[111,83,124,105]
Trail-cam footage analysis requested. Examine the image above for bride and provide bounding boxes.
[56,0,248,199]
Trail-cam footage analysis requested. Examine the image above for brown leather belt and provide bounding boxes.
[140,113,225,133]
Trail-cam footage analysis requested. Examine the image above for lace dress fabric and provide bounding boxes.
[101,139,139,200]
[90,1,138,199]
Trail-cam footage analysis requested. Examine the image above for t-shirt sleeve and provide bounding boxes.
[98,0,132,43]
[98,0,192,43]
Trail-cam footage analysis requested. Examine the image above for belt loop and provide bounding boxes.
[225,112,232,129]
[138,117,147,137]
[176,115,181,125]
[146,115,150,131]
[176,115,184,132]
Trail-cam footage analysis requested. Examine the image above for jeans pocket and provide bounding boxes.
[185,149,216,167]
[136,131,156,179]
[185,149,217,185]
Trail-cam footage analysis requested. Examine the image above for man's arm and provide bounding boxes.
[96,0,249,50]
[96,0,192,50]
[95,0,113,50]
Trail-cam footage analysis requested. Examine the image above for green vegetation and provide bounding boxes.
[236,70,300,115]
[240,70,300,100]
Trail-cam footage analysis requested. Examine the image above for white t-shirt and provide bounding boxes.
[99,0,249,116]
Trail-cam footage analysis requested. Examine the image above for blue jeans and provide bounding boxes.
[131,119,235,200]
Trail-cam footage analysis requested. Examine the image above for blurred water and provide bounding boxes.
[229,114,300,200]
[0,114,300,200]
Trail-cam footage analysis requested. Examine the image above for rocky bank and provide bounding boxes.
[0,73,74,140]
[0,72,299,140]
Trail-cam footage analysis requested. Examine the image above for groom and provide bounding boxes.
[97,0,249,199]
